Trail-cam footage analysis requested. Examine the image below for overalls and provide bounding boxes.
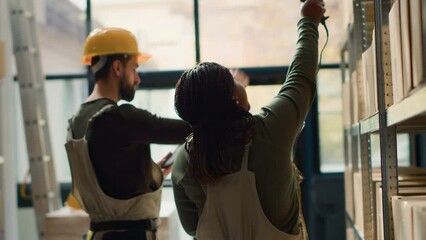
[65,105,162,240]
[195,143,307,240]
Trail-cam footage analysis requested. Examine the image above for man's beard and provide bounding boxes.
[119,73,136,101]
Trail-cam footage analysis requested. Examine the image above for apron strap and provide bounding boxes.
[240,141,252,171]
[88,104,115,123]
[66,117,74,140]
[85,104,115,138]
[67,104,115,140]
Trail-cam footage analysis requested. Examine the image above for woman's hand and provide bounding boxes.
[301,0,326,23]
[230,69,250,88]
[157,153,173,177]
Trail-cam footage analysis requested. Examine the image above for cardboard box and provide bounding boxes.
[376,185,426,240]
[45,204,178,240]
[356,61,368,120]
[413,205,426,240]
[372,166,426,240]
[343,81,351,127]
[351,72,359,123]
[409,0,425,87]
[345,167,355,222]
[389,0,405,104]
[45,207,90,240]
[362,44,376,116]
[353,172,364,235]
[371,29,378,113]
[399,0,414,96]
[392,196,426,240]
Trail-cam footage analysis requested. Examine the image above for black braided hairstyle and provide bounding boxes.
[175,62,255,184]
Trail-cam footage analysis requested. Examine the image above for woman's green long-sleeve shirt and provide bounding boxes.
[172,17,319,236]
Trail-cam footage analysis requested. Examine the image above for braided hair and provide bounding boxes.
[175,62,255,184]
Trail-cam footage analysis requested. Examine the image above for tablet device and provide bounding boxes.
[161,144,183,168]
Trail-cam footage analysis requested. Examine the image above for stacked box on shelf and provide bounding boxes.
[388,0,425,105]
[45,204,178,240]
[375,167,426,240]
[371,28,378,114]
[344,165,355,222]
[409,0,425,88]
[413,205,426,240]
[352,171,364,235]
[343,81,352,128]
[350,71,359,124]
[352,169,383,239]
[392,196,426,240]
[376,185,426,240]
[389,0,405,104]
[44,207,90,240]
[362,41,377,117]
[399,0,413,97]
[353,167,426,240]
[356,60,369,120]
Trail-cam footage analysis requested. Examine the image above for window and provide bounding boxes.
[40,0,86,74]
[91,0,195,71]
[317,69,344,172]
[199,1,298,67]
[15,79,87,182]
[199,0,345,67]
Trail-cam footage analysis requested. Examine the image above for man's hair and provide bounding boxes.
[175,62,255,184]
[91,55,130,80]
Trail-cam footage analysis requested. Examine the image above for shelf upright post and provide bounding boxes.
[352,0,364,171]
[360,131,374,240]
[373,0,398,239]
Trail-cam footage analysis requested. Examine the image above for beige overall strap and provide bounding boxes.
[293,163,308,240]
[67,104,115,141]
[85,104,115,135]
[66,118,74,140]
[241,142,252,171]
[88,104,115,122]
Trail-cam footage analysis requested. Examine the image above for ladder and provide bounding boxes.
[8,0,61,238]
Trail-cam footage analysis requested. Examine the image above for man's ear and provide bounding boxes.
[111,59,123,78]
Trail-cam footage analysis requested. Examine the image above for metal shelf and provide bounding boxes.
[359,113,379,134]
[346,113,380,136]
[387,85,426,127]
[343,1,398,240]
[352,123,360,136]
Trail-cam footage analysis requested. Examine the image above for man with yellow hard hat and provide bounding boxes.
[65,28,191,240]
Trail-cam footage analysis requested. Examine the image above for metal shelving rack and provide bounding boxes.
[342,1,377,239]
[341,0,426,239]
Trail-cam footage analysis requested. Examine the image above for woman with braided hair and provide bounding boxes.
[171,0,325,239]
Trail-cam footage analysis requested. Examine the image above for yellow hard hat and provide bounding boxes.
[81,28,151,65]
